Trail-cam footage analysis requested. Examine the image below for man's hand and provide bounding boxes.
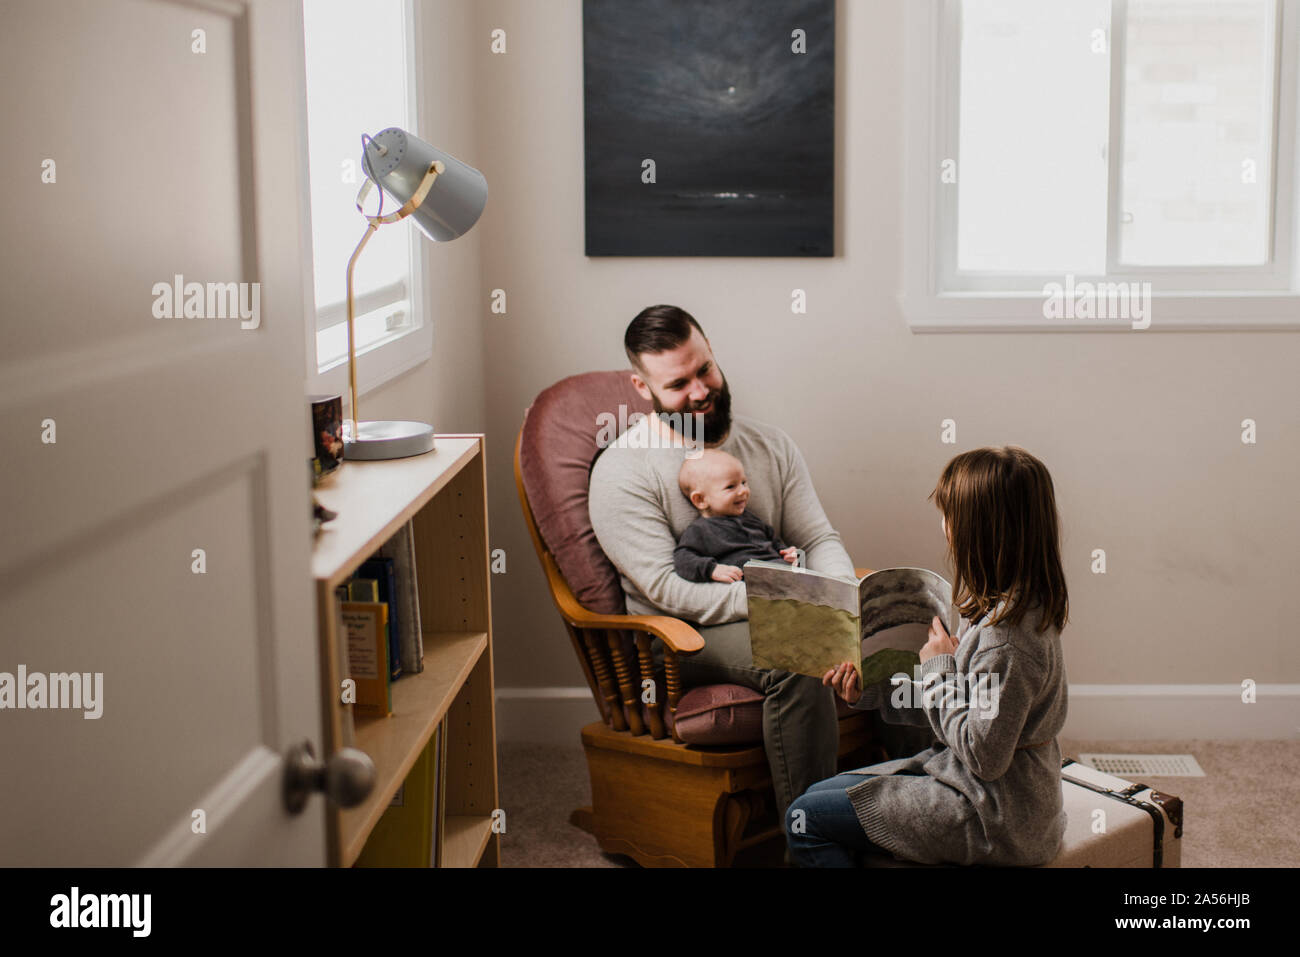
[711,564,744,583]
[919,615,959,663]
[822,661,861,705]
[779,546,800,565]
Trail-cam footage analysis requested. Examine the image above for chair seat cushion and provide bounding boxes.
[631,678,859,747]
[666,683,764,746]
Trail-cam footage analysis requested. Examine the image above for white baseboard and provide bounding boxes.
[495,685,1300,745]
[495,687,603,748]
[1063,685,1300,740]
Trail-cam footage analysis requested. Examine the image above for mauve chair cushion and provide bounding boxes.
[635,676,764,746]
[519,370,652,616]
[647,683,856,745]
[671,684,765,746]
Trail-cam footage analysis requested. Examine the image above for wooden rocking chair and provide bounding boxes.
[514,370,883,867]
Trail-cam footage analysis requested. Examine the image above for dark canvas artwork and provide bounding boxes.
[583,0,835,257]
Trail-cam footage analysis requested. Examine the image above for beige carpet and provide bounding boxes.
[497,737,1300,868]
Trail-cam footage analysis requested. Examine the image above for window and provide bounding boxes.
[301,0,430,384]
[903,0,1300,329]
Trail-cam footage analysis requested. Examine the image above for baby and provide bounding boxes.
[674,448,800,583]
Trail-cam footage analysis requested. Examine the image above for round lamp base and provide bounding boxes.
[343,420,436,460]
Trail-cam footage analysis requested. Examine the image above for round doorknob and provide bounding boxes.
[283,740,376,815]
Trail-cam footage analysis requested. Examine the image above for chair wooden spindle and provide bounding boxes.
[636,633,666,739]
[665,650,684,744]
[606,629,646,736]
[584,629,626,732]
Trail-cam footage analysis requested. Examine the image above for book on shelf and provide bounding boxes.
[332,586,356,746]
[744,562,957,687]
[341,598,391,717]
[346,577,378,602]
[353,731,437,868]
[357,557,403,681]
[430,719,444,867]
[374,521,424,674]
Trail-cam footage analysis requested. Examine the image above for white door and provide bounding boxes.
[0,0,324,865]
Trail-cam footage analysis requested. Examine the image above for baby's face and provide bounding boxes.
[699,460,750,516]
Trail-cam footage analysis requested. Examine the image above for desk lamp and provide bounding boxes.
[343,128,487,460]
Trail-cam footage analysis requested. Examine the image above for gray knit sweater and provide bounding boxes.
[588,413,855,624]
[846,600,1069,866]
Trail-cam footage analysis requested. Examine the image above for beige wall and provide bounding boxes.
[404,1,1298,733]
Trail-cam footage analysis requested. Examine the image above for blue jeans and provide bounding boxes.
[785,772,887,867]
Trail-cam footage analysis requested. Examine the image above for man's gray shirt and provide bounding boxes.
[588,412,855,625]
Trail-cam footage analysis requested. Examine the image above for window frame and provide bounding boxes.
[902,0,1300,331]
[301,0,432,394]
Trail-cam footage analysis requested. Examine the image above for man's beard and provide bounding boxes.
[651,376,733,446]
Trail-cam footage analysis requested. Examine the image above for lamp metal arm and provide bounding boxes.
[343,160,445,432]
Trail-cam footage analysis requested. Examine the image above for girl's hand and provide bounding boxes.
[919,616,959,663]
[821,661,861,705]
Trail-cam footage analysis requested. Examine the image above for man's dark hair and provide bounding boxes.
[624,305,706,374]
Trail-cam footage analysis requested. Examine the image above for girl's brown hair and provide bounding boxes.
[929,446,1068,633]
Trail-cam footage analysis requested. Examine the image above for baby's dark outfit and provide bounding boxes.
[673,510,789,582]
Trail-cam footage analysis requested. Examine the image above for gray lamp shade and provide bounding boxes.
[361,127,488,242]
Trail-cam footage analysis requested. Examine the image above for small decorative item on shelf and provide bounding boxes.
[309,460,339,538]
[312,496,338,537]
[310,393,345,484]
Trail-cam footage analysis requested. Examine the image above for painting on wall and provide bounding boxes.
[583,0,835,257]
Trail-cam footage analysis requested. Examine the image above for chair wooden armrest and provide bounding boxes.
[531,533,705,654]
[540,533,873,655]
[531,542,701,738]
[541,547,873,661]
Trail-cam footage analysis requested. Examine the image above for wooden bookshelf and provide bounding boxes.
[311,434,499,867]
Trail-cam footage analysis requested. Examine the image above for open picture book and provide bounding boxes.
[744,561,958,687]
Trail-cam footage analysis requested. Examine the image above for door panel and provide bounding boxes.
[0,0,324,865]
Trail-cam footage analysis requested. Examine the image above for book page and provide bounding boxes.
[744,561,863,680]
[858,568,955,686]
